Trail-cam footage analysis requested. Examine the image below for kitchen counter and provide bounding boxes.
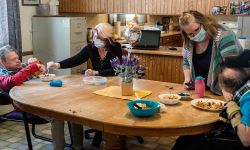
[124,46,184,84]
[115,31,182,44]
[128,46,182,56]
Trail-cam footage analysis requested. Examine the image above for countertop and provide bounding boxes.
[115,31,182,44]
[124,46,183,56]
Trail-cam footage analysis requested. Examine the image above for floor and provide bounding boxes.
[0,105,177,150]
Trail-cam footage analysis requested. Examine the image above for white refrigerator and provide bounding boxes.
[237,16,250,39]
[32,16,87,76]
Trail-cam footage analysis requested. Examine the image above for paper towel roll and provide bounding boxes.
[114,21,121,38]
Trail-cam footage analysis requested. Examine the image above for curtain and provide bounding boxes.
[0,0,9,47]
[6,0,22,57]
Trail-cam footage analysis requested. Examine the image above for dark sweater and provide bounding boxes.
[59,42,122,76]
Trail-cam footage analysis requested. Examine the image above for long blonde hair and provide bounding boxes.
[179,10,219,49]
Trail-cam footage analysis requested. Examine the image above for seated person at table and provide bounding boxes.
[172,51,250,150]
[48,23,122,149]
[219,67,250,148]
[0,45,45,95]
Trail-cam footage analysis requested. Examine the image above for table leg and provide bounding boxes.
[102,132,127,150]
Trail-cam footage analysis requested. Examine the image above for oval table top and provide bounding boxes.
[10,75,223,137]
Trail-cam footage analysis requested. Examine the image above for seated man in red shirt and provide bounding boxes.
[0,45,45,99]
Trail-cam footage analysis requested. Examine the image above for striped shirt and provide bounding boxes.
[182,26,243,95]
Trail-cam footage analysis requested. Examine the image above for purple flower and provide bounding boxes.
[110,54,145,80]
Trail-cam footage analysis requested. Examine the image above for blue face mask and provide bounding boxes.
[94,39,105,48]
[189,26,207,42]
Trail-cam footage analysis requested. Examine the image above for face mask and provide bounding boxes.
[189,26,207,42]
[94,39,105,48]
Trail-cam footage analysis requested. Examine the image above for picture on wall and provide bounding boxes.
[22,0,40,6]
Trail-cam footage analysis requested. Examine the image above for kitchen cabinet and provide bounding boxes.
[160,34,183,47]
[87,47,184,83]
[130,47,184,83]
[59,0,232,15]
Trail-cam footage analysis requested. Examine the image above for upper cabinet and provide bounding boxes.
[59,0,232,15]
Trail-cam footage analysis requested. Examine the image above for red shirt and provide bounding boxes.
[0,64,39,92]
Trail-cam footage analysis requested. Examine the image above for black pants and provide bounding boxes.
[172,134,250,150]
[0,92,12,105]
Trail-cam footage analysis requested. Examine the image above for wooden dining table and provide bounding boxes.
[10,75,224,150]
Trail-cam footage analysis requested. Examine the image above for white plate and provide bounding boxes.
[191,98,225,111]
[39,74,55,82]
[158,94,181,105]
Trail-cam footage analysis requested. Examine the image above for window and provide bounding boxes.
[0,0,9,47]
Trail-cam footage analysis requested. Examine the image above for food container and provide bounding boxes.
[83,76,107,85]
[127,99,160,117]
[178,93,191,100]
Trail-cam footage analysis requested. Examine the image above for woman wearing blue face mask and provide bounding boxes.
[48,23,122,76]
[179,10,243,95]
[47,23,122,150]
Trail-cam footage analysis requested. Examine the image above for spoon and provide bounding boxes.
[165,85,173,94]
[133,103,142,109]
[134,92,140,100]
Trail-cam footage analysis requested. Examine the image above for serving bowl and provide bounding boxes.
[158,94,181,105]
[178,93,191,100]
[83,76,107,85]
[39,74,55,82]
[127,99,160,117]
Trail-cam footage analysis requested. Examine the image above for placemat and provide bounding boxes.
[93,86,152,100]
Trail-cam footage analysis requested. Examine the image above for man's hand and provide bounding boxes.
[37,64,46,74]
[222,89,233,101]
[28,58,39,64]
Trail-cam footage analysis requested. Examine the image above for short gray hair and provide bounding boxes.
[0,45,18,62]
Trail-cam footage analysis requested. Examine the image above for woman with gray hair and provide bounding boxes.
[47,23,122,150]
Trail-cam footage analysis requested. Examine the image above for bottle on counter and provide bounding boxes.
[49,0,59,15]
[195,76,205,98]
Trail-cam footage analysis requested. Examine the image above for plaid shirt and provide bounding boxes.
[233,80,250,103]
[0,63,28,76]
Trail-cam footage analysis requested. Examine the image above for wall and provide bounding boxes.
[19,0,50,61]
[19,0,107,62]
[0,0,8,47]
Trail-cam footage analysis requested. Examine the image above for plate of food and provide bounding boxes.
[191,98,225,111]
[158,94,181,105]
[39,74,55,82]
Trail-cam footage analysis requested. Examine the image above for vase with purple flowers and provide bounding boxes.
[110,55,145,96]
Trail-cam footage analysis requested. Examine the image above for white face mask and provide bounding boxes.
[189,26,207,42]
[94,39,105,48]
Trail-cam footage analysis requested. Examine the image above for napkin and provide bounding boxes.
[93,86,152,100]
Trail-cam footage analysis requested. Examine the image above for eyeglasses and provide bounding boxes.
[187,25,202,38]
